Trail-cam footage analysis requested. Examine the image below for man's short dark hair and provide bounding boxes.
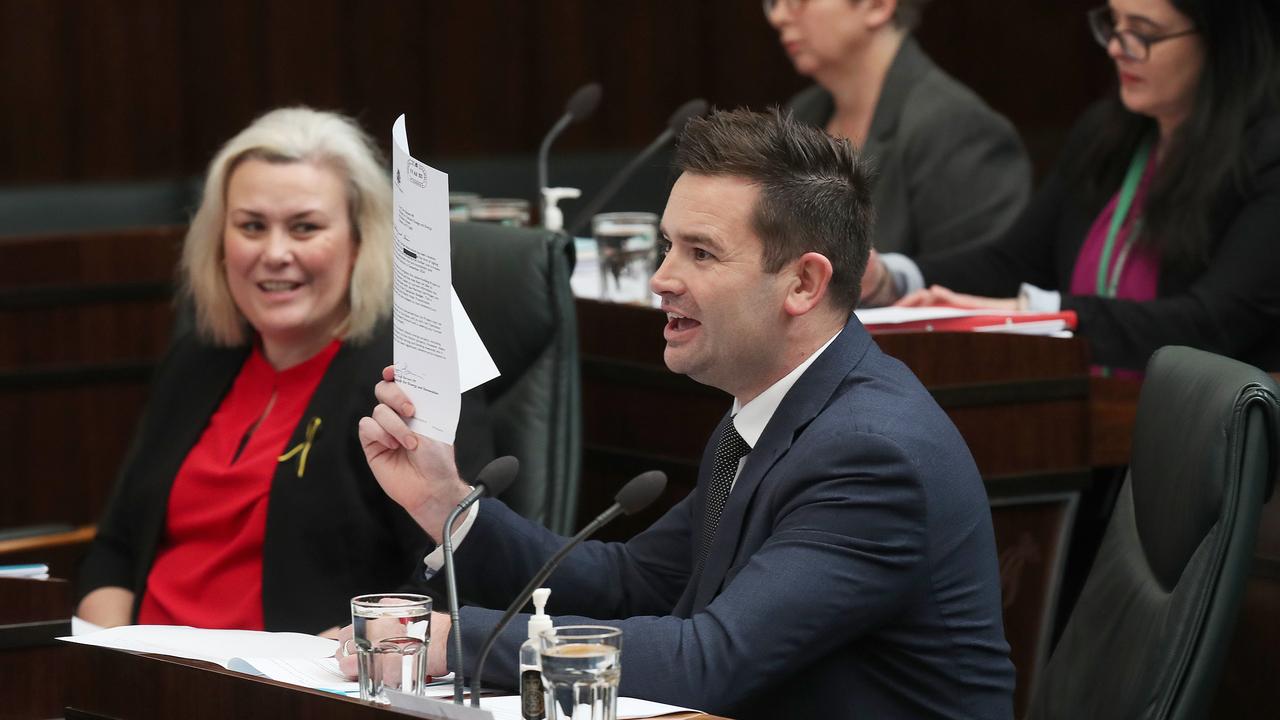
[893,0,933,31]
[673,107,875,312]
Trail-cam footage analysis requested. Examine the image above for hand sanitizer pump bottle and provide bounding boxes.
[540,187,580,232]
[520,588,553,720]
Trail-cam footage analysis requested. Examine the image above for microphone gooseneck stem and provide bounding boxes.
[441,501,469,704]
[538,113,574,199]
[566,130,673,237]
[469,504,625,707]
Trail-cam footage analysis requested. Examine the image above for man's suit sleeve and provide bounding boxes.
[455,431,927,715]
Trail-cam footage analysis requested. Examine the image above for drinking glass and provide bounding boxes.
[449,192,480,222]
[469,197,532,227]
[591,212,659,304]
[539,625,622,720]
[350,593,432,703]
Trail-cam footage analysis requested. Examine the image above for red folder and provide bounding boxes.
[859,308,1078,335]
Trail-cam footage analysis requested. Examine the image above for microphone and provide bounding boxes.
[442,456,520,704]
[538,82,604,213]
[468,470,667,706]
[565,98,709,236]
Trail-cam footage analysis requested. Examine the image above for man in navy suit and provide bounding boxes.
[353,109,1014,718]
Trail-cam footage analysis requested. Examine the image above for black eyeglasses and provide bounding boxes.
[1087,6,1197,62]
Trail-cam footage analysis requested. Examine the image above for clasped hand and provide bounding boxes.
[358,365,472,542]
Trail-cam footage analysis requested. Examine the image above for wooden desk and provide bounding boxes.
[0,576,73,719]
[61,643,727,720]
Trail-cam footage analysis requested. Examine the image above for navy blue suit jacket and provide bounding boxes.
[448,319,1014,718]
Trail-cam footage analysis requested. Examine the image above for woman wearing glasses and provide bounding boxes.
[765,0,1031,256]
[861,0,1280,372]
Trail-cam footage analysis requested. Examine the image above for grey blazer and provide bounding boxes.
[789,37,1031,256]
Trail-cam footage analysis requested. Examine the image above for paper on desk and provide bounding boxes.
[391,115,499,443]
[0,563,49,579]
[59,625,335,672]
[854,306,992,324]
[481,695,701,719]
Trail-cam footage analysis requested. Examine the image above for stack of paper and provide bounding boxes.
[60,625,356,693]
[855,306,1076,337]
[0,563,49,579]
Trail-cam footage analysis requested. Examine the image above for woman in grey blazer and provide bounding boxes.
[765,0,1031,256]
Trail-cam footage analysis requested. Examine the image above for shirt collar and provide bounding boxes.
[731,329,841,448]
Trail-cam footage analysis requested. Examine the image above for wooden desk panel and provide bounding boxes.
[1,227,182,531]
[62,644,727,720]
[0,577,73,719]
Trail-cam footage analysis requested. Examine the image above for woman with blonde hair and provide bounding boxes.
[78,108,493,633]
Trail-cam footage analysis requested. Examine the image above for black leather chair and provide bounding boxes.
[1026,347,1279,720]
[450,221,582,535]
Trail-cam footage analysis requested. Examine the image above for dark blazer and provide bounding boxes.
[918,104,1280,371]
[79,321,494,633]
[445,320,1014,719]
[789,36,1030,257]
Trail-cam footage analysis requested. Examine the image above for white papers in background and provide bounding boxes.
[390,115,499,444]
[854,306,1074,338]
[480,694,701,720]
[0,563,49,579]
[855,306,996,324]
[58,625,356,691]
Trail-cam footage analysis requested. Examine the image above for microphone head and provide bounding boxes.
[666,98,709,133]
[565,82,603,122]
[475,456,520,498]
[615,471,667,516]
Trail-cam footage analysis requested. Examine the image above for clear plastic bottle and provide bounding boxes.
[519,588,553,720]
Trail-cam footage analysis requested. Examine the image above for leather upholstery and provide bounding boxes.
[1027,346,1279,720]
[449,221,582,535]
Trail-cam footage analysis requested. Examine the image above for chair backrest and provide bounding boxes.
[1027,346,1279,720]
[450,221,582,535]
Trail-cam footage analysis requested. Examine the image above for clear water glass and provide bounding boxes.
[591,212,659,304]
[350,593,431,703]
[540,625,622,720]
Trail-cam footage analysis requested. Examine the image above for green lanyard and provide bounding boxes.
[1095,137,1153,298]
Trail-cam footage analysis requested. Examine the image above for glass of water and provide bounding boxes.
[539,625,622,720]
[591,212,659,304]
[350,593,432,703]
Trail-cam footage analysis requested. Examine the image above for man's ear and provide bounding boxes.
[863,0,898,31]
[783,252,834,317]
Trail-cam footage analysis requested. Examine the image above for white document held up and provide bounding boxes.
[390,116,499,443]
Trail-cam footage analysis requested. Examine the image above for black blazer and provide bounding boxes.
[78,321,495,632]
[919,104,1280,371]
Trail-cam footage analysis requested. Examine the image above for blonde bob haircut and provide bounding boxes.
[182,107,392,347]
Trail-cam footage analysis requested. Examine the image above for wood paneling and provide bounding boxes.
[0,0,1107,186]
[0,227,182,529]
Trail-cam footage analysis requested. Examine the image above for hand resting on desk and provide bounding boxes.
[896,284,1021,311]
[332,608,452,679]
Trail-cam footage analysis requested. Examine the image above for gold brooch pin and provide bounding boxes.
[278,416,322,478]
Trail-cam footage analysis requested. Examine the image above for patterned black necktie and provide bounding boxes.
[694,420,752,576]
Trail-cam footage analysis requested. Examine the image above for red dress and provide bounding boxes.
[137,340,340,629]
